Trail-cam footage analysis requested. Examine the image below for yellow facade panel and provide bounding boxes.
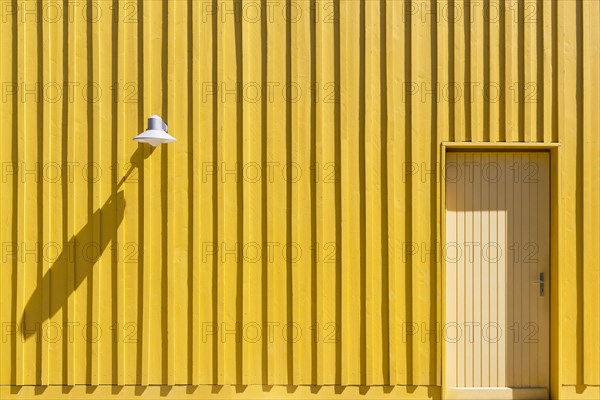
[0,0,598,398]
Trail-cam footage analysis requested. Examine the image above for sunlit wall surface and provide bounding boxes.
[0,0,599,398]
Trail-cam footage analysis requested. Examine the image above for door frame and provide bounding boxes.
[439,142,561,399]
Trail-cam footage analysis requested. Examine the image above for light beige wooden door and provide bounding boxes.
[444,152,550,400]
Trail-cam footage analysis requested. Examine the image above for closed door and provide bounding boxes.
[444,152,550,399]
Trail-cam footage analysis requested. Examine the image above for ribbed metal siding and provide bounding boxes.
[0,0,598,389]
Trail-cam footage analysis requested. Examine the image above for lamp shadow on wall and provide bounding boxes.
[20,146,154,339]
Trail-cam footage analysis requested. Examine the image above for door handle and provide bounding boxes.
[532,272,545,296]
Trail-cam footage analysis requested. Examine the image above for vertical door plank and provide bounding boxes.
[538,153,551,387]
[445,153,458,388]
[472,153,482,387]
[481,153,491,387]
[456,152,466,387]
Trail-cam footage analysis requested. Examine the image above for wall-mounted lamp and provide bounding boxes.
[133,115,176,147]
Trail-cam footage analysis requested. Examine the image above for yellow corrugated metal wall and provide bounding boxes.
[0,0,599,396]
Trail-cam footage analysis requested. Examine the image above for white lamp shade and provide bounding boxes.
[134,115,176,147]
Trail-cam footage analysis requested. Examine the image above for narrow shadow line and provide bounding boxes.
[186,0,195,384]
[309,0,318,385]
[333,0,342,385]
[85,0,94,383]
[429,0,439,384]
[379,0,390,385]
[260,0,269,384]
[211,0,219,384]
[61,0,71,384]
[517,0,525,142]
[233,0,244,385]
[499,1,506,142]
[448,0,456,142]
[161,0,169,384]
[404,0,414,384]
[358,0,367,386]
[36,0,44,384]
[285,0,294,385]
[483,0,490,142]
[136,0,146,384]
[535,0,544,142]
[550,1,558,143]
[463,1,472,141]
[160,385,172,397]
[111,0,120,383]
[10,0,18,384]
[575,0,584,384]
